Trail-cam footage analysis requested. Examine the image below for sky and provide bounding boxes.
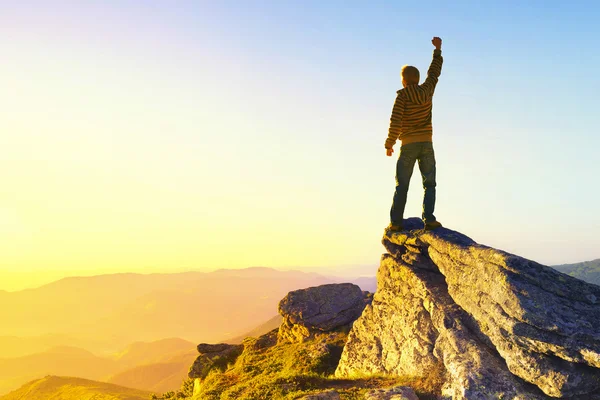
[1,1,599,291]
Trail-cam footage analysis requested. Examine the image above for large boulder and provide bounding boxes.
[336,218,600,399]
[278,283,372,343]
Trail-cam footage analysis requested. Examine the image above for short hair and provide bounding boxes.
[401,65,420,85]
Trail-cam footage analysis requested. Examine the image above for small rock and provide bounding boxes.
[365,386,419,400]
[298,390,341,400]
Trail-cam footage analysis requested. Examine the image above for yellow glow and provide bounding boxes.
[0,45,388,291]
[4,7,585,294]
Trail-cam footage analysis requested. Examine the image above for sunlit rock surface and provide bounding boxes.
[336,218,600,399]
[278,283,372,343]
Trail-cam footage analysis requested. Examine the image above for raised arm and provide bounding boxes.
[421,37,443,97]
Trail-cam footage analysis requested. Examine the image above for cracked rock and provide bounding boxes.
[336,218,600,399]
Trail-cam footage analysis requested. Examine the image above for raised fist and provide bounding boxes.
[432,37,442,50]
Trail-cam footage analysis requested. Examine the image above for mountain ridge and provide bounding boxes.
[553,258,600,286]
[0,267,330,294]
[0,268,343,347]
[0,375,153,400]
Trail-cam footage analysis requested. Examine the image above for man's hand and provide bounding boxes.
[386,148,394,157]
[432,36,442,50]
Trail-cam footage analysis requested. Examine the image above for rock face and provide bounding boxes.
[336,218,600,399]
[188,342,243,379]
[278,283,372,343]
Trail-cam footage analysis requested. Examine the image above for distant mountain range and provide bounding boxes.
[1,258,599,399]
[107,350,197,394]
[105,317,287,394]
[0,314,295,397]
[0,338,195,396]
[0,267,374,353]
[552,259,600,286]
[225,315,282,344]
[106,338,197,394]
[0,376,152,400]
[0,267,375,396]
[0,334,102,359]
[0,346,117,395]
[112,338,195,368]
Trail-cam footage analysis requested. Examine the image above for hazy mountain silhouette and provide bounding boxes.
[553,259,600,286]
[0,338,198,395]
[112,338,195,368]
[225,314,282,344]
[107,350,197,393]
[0,267,345,352]
[0,376,152,400]
[0,346,118,395]
[0,334,102,359]
[0,314,298,395]
[348,276,377,293]
[0,267,375,395]
[108,315,291,393]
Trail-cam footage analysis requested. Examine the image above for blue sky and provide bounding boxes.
[1,1,599,289]
[190,0,600,262]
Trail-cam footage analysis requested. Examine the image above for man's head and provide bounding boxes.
[401,65,420,87]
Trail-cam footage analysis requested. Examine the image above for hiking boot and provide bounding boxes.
[387,223,404,232]
[424,220,442,231]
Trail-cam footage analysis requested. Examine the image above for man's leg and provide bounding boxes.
[418,142,437,223]
[390,144,418,226]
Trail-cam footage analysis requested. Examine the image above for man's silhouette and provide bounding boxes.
[385,36,444,231]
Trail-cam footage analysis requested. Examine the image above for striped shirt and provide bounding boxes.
[385,49,443,148]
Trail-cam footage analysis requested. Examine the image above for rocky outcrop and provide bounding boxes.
[336,218,600,399]
[278,283,372,343]
[188,283,370,399]
[188,342,243,379]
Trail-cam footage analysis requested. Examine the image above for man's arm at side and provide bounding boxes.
[385,92,406,151]
[421,38,444,97]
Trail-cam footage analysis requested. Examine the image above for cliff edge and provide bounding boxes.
[336,218,600,399]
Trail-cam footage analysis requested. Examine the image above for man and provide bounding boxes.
[385,36,444,231]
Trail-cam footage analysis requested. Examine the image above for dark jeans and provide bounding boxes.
[390,142,437,224]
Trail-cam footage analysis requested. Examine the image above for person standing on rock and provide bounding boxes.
[385,36,444,231]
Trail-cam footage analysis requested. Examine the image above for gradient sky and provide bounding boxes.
[1,1,599,291]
